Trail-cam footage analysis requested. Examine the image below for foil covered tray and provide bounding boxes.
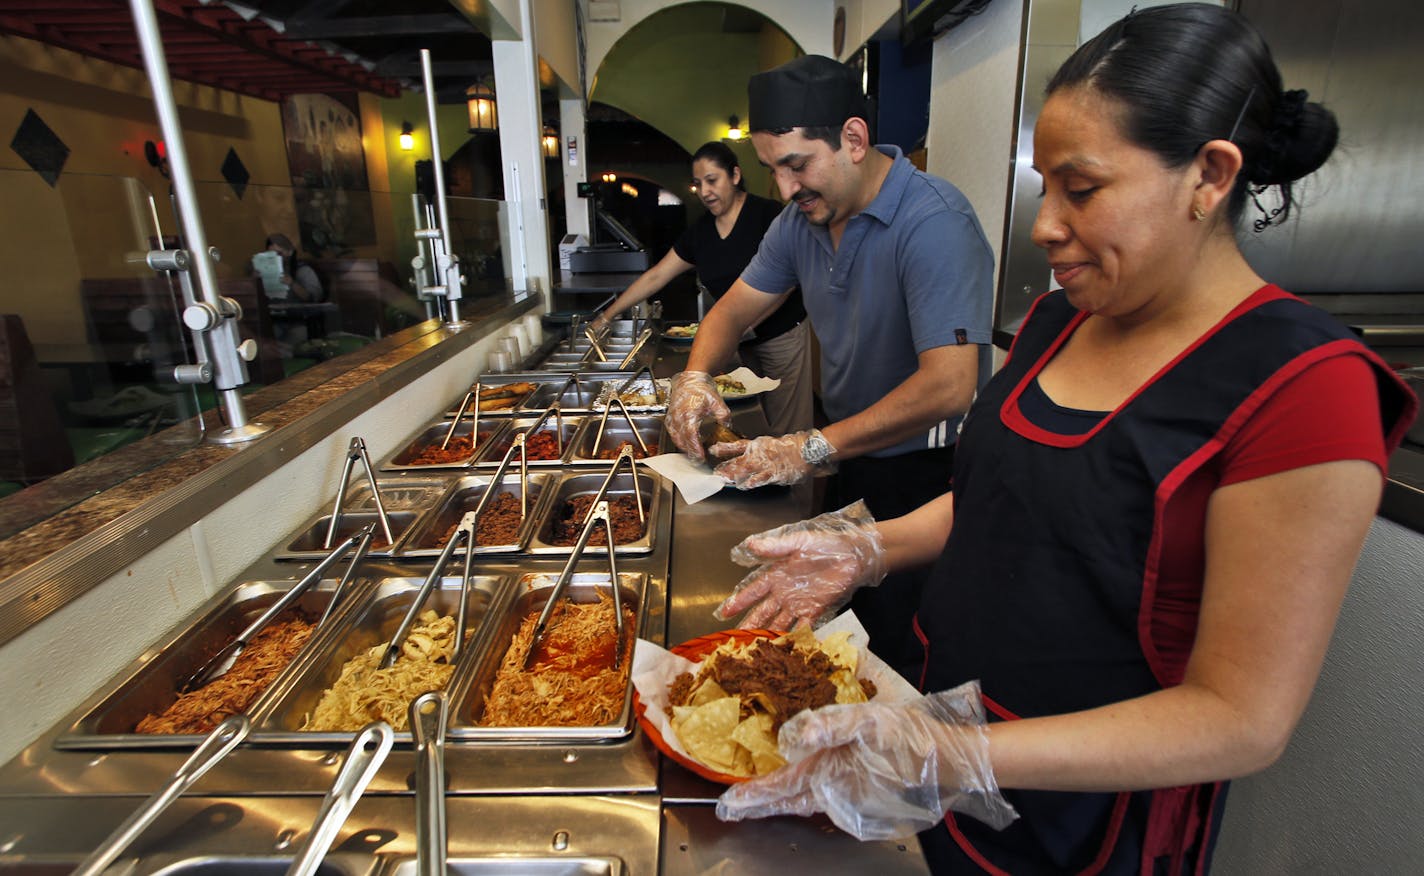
[380,419,511,472]
[255,575,512,743]
[447,571,647,742]
[526,470,660,555]
[397,473,555,557]
[54,578,372,749]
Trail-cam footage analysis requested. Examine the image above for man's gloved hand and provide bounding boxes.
[666,371,731,463]
[708,429,832,489]
[714,500,887,630]
[715,681,1018,841]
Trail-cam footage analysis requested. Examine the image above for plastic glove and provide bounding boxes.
[666,370,731,462]
[714,500,887,630]
[716,680,1018,841]
[708,430,830,489]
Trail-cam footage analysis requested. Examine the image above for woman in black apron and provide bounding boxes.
[713,5,1418,873]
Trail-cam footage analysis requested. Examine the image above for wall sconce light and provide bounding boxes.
[620,182,638,198]
[143,139,170,179]
[725,114,744,141]
[601,171,617,183]
[542,123,559,159]
[398,121,415,152]
[466,80,498,132]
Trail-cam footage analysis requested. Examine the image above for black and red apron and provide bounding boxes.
[913,289,1415,875]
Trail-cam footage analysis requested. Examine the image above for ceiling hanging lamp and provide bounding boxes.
[466,80,498,132]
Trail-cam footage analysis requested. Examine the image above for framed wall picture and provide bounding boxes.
[280,93,375,256]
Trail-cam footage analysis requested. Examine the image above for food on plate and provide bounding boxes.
[301,610,465,731]
[714,375,747,395]
[487,429,563,461]
[477,381,537,411]
[665,323,698,338]
[664,628,877,777]
[551,495,646,546]
[135,613,315,735]
[436,492,527,547]
[404,432,495,466]
[479,591,635,726]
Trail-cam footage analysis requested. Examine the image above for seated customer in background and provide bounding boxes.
[254,233,324,303]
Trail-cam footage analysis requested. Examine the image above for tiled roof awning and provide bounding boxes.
[0,0,404,100]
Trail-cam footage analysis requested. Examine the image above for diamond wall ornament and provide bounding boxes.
[221,147,250,199]
[10,109,69,188]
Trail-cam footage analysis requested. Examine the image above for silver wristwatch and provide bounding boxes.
[800,429,837,467]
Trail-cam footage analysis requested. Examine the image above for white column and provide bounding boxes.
[492,0,553,300]
[560,96,591,241]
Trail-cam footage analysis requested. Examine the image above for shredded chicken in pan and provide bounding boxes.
[136,613,315,735]
[301,610,465,732]
[478,592,635,727]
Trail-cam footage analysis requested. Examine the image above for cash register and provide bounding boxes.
[565,206,650,273]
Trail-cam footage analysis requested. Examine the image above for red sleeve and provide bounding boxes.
[1218,353,1388,486]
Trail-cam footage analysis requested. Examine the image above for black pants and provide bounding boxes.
[824,445,955,681]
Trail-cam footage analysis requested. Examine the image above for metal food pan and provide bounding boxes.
[447,571,647,742]
[537,355,640,373]
[442,377,547,418]
[333,478,449,512]
[255,575,510,742]
[54,579,369,749]
[525,470,660,555]
[276,510,420,560]
[471,416,581,467]
[397,473,554,557]
[567,415,665,464]
[519,373,633,414]
[381,419,510,472]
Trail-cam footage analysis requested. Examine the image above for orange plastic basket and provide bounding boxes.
[634,628,783,784]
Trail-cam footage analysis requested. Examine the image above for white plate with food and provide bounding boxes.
[662,322,699,343]
[715,367,780,403]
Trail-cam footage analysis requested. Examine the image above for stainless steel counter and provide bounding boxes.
[0,333,929,874]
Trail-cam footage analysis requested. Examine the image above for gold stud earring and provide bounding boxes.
[1192,205,1207,222]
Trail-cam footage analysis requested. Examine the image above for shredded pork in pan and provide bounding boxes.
[135,613,315,735]
[301,610,465,732]
[478,592,635,727]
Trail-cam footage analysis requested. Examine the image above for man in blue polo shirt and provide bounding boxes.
[666,54,992,672]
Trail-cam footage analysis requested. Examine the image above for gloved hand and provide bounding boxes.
[708,430,830,489]
[714,500,887,630]
[715,681,1018,841]
[666,370,731,462]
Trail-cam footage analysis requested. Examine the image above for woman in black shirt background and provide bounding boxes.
[593,141,812,435]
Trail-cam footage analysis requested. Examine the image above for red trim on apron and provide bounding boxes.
[912,614,930,692]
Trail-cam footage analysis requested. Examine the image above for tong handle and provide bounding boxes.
[524,500,613,669]
[285,722,394,876]
[74,716,250,876]
[182,529,370,693]
[442,383,481,450]
[325,438,394,549]
[410,691,448,876]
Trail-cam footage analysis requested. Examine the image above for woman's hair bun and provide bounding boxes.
[1246,89,1339,186]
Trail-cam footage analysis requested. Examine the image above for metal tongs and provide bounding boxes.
[523,445,641,671]
[325,437,395,550]
[580,324,608,363]
[590,396,652,458]
[618,364,666,406]
[618,327,655,369]
[410,691,448,876]
[441,382,487,453]
[74,715,251,876]
[521,399,566,458]
[180,526,375,694]
[285,721,394,876]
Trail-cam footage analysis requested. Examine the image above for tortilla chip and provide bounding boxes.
[830,667,868,704]
[688,677,729,707]
[818,631,858,673]
[675,697,743,773]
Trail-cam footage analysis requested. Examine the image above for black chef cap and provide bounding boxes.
[748,55,866,132]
